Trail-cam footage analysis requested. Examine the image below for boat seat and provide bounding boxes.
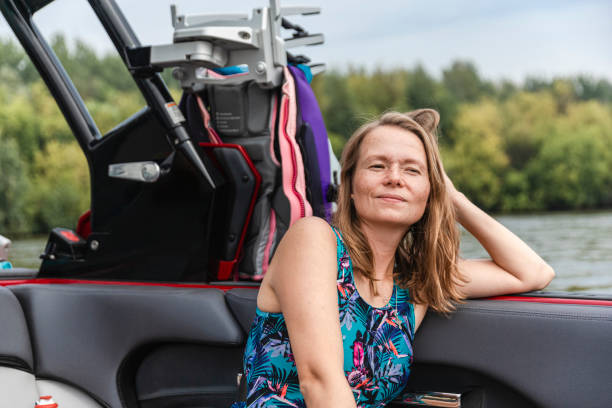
[225,288,259,333]
[7,283,244,408]
[0,285,103,407]
[0,286,37,407]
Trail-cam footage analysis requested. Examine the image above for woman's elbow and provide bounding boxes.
[298,371,326,401]
[531,262,555,291]
[299,370,355,407]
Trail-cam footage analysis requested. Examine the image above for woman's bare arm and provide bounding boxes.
[262,216,357,407]
[444,176,555,298]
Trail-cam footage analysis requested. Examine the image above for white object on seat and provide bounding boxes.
[36,380,103,408]
[0,367,38,408]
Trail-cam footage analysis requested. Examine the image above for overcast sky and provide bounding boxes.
[2,0,611,83]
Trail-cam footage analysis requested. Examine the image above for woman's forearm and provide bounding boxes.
[452,191,555,289]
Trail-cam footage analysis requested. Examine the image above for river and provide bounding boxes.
[5,211,612,293]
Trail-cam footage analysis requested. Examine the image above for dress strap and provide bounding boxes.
[330,224,352,283]
[329,224,343,244]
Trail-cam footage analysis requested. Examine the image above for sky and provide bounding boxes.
[1,0,611,83]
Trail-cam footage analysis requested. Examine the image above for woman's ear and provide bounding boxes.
[408,109,440,134]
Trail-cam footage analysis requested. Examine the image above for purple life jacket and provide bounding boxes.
[288,65,331,220]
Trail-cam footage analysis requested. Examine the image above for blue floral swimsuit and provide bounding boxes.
[241,226,415,407]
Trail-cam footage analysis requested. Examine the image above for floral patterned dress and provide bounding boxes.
[240,226,415,407]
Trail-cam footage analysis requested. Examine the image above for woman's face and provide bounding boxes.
[351,125,431,229]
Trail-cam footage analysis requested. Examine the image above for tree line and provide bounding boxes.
[1,35,611,234]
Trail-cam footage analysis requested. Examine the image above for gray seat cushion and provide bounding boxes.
[0,286,33,371]
[225,288,259,332]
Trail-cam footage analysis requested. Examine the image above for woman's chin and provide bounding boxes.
[364,214,417,229]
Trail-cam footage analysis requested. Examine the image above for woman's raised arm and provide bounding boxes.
[259,216,357,407]
[443,175,555,298]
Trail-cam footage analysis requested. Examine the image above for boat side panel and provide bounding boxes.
[10,284,244,408]
[410,300,612,408]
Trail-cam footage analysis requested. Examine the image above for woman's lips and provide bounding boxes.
[377,194,406,202]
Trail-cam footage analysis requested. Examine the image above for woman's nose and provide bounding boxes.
[385,165,403,185]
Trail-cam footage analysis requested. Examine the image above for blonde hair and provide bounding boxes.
[332,110,465,314]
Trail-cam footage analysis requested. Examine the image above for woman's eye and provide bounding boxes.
[370,164,384,169]
[404,167,420,174]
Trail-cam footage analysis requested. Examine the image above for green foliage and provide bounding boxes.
[25,141,90,232]
[574,75,612,103]
[500,91,556,170]
[0,131,29,232]
[405,65,457,140]
[443,61,494,103]
[527,102,612,209]
[0,37,38,84]
[443,101,509,209]
[346,67,409,117]
[327,131,345,158]
[318,71,357,136]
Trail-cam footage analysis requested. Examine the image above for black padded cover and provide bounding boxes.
[136,344,243,407]
[0,286,33,371]
[208,82,272,137]
[225,288,259,333]
[11,284,244,408]
[414,299,612,408]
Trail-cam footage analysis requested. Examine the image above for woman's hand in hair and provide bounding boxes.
[439,160,462,211]
[442,166,555,298]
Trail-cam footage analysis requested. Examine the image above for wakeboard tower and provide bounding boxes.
[2,0,339,283]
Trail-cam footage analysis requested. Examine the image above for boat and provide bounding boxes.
[0,0,611,407]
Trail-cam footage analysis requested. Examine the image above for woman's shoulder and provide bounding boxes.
[284,216,336,245]
[269,217,337,271]
[259,217,339,314]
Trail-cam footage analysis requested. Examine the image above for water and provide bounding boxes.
[5,211,612,293]
[460,211,612,294]
[6,236,47,270]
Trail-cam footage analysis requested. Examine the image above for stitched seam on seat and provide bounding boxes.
[456,307,612,322]
[0,357,33,373]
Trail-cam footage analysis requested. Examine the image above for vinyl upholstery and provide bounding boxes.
[226,290,612,408]
[3,282,611,408]
[0,286,33,370]
[225,288,258,333]
[414,299,612,407]
[0,286,102,407]
[10,284,244,408]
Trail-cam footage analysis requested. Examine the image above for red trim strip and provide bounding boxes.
[0,278,257,292]
[488,295,612,307]
[2,281,609,305]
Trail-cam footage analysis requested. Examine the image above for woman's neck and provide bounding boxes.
[359,221,406,280]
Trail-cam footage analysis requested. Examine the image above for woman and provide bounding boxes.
[239,109,554,407]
